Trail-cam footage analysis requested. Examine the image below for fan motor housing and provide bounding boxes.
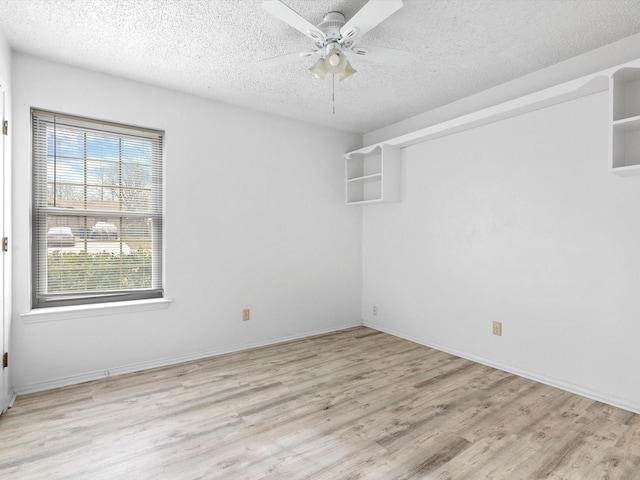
[318,11,346,41]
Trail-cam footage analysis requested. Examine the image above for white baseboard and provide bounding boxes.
[8,387,16,408]
[1,387,17,414]
[18,319,636,415]
[364,321,640,415]
[13,321,361,396]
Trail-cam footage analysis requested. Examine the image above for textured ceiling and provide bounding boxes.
[1,0,640,134]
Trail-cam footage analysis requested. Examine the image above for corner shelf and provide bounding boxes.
[610,68,640,175]
[345,144,400,205]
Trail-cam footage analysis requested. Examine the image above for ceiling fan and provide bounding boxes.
[259,0,412,82]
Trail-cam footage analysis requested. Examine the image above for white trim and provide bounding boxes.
[7,387,16,409]
[1,387,16,414]
[12,321,361,395]
[364,321,640,415]
[20,297,173,323]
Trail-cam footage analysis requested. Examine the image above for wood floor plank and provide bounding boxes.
[1,326,639,479]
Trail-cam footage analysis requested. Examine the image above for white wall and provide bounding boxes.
[11,53,363,392]
[362,91,640,413]
[0,27,12,411]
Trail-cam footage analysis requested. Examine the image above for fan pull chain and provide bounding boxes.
[332,74,336,115]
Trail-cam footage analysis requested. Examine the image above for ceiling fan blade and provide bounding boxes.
[262,1,325,43]
[258,50,318,66]
[340,0,403,42]
[350,44,413,66]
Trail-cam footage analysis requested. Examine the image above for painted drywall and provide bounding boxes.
[364,32,640,147]
[0,27,12,411]
[11,53,363,392]
[362,92,640,412]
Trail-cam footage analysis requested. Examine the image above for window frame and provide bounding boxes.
[31,109,165,309]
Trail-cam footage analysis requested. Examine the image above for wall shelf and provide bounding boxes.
[610,67,640,175]
[345,145,400,205]
[345,73,609,205]
[613,115,640,131]
[345,58,640,184]
[347,173,383,184]
[348,74,610,156]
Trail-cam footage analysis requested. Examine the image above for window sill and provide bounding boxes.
[21,298,173,323]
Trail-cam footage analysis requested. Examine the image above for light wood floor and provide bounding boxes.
[1,327,640,479]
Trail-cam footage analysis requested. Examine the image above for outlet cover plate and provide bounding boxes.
[493,321,502,336]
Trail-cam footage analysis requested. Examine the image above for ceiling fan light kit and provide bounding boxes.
[308,45,356,81]
[309,57,328,80]
[336,61,357,82]
[328,50,341,68]
[260,0,411,102]
[324,47,355,80]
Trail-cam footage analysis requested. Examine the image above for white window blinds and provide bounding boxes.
[32,109,164,308]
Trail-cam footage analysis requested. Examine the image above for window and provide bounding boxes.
[32,109,164,308]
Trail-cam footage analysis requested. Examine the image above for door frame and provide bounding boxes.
[0,84,7,414]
